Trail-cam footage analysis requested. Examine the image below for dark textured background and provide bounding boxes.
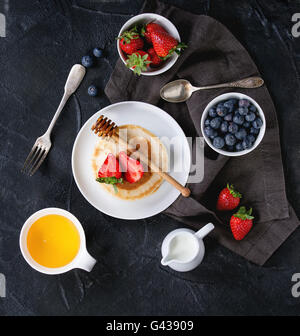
[0,0,300,316]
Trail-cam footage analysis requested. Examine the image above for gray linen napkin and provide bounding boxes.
[105,0,299,265]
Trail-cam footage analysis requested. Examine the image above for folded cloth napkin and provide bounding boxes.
[105,0,299,265]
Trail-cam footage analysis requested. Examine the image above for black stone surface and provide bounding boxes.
[0,0,300,316]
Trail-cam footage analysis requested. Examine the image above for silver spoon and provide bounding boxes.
[160,76,264,103]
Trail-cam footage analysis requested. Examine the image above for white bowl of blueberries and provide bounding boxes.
[201,93,266,156]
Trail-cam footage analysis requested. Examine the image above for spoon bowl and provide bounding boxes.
[160,79,194,103]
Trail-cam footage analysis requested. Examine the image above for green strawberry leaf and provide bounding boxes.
[117,27,140,43]
[234,206,254,220]
[126,53,151,75]
[96,177,123,193]
[227,183,242,198]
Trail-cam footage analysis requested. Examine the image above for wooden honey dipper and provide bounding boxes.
[91,115,191,197]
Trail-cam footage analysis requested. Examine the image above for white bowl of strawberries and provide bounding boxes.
[117,13,186,76]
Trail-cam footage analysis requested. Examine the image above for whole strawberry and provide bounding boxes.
[126,50,151,75]
[147,47,163,67]
[217,184,242,211]
[118,28,144,55]
[230,207,254,240]
[142,22,167,44]
[151,31,187,59]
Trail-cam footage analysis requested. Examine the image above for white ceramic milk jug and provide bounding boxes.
[161,223,214,272]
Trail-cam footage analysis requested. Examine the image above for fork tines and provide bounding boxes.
[91,115,117,138]
[22,142,48,176]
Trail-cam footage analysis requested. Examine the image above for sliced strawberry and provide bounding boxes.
[147,47,163,67]
[125,50,151,75]
[98,153,122,179]
[118,151,144,183]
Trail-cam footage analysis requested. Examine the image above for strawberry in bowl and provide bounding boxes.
[118,28,144,55]
[117,13,187,76]
[125,50,152,75]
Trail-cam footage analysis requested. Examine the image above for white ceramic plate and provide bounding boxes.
[72,101,191,220]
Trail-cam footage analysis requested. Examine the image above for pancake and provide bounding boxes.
[91,125,169,200]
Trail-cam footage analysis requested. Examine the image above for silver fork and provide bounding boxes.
[22,64,86,176]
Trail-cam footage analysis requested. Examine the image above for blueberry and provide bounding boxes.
[82,55,94,67]
[204,126,214,137]
[210,130,218,139]
[238,107,248,116]
[233,114,244,125]
[226,145,234,152]
[235,142,243,151]
[208,107,217,118]
[224,113,233,121]
[220,121,228,133]
[252,117,263,129]
[249,104,257,113]
[225,133,236,146]
[228,122,239,134]
[213,137,225,149]
[246,135,256,143]
[235,128,247,140]
[88,85,98,96]
[216,106,228,117]
[229,98,238,106]
[224,100,234,112]
[243,121,250,128]
[250,127,259,135]
[239,99,250,108]
[210,117,222,129]
[93,48,103,58]
[245,112,256,122]
[242,138,253,150]
[205,118,211,126]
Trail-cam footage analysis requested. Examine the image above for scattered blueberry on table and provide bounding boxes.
[81,55,94,67]
[93,47,103,58]
[204,98,263,152]
[88,85,98,96]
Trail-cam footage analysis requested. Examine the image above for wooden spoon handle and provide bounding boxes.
[157,171,191,197]
[114,134,191,198]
